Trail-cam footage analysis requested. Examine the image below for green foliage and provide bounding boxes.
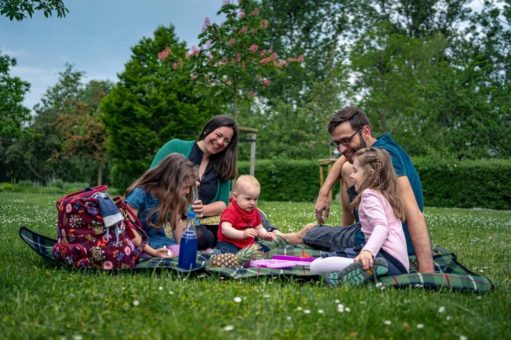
[1,192,510,338]
[6,65,112,185]
[0,0,68,21]
[101,25,224,191]
[415,158,511,210]
[0,180,89,193]
[238,159,327,202]
[0,51,31,181]
[347,1,511,159]
[238,158,511,209]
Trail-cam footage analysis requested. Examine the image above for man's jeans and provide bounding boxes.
[303,223,362,252]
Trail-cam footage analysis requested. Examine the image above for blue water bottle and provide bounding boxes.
[178,210,198,270]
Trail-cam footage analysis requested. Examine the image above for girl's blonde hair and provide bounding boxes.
[350,148,405,221]
[126,153,198,229]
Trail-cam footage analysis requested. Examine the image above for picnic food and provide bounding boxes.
[211,243,262,268]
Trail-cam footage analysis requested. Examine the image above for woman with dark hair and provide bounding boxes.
[150,115,239,250]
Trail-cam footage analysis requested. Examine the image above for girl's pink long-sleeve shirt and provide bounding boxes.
[359,188,409,272]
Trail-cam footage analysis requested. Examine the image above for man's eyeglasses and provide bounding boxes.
[331,129,361,148]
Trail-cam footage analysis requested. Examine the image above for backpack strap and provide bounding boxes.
[114,196,147,252]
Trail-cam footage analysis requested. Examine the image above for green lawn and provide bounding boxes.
[1,192,510,339]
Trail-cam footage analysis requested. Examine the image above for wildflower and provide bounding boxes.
[318,309,324,314]
[417,324,424,329]
[228,37,236,46]
[262,79,271,87]
[438,306,445,313]
[247,91,256,97]
[158,286,163,290]
[185,50,191,59]
[172,63,177,70]
[158,47,171,61]
[459,336,467,340]
[202,17,211,32]
[304,309,311,314]
[384,320,392,325]
[297,55,304,63]
[286,316,292,321]
[260,19,269,29]
[234,297,242,303]
[191,46,201,57]
[239,10,245,18]
[133,300,140,307]
[239,26,248,34]
[251,8,260,16]
[249,44,258,53]
[277,60,288,68]
[223,325,234,331]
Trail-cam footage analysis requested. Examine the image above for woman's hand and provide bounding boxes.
[192,200,204,218]
[354,250,374,270]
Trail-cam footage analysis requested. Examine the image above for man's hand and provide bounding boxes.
[315,193,330,224]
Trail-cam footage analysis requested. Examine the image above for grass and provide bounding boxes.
[1,192,510,339]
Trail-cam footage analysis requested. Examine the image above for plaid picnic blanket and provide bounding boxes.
[19,226,493,293]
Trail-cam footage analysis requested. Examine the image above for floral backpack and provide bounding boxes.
[52,185,146,270]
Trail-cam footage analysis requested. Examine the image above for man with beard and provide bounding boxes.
[281,106,434,272]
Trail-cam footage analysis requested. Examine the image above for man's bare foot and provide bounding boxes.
[274,223,317,245]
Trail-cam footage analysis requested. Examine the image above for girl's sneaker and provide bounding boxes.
[325,258,389,287]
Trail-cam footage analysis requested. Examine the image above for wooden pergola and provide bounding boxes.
[239,126,258,176]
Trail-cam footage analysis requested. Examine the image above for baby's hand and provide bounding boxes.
[354,250,373,270]
[154,247,173,259]
[243,228,258,238]
[259,231,276,241]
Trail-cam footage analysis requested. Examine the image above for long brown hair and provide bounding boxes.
[126,153,198,229]
[350,148,405,221]
[199,115,238,180]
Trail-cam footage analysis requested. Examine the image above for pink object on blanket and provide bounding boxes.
[249,259,313,269]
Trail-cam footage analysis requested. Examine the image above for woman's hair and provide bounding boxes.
[126,153,198,229]
[350,148,405,221]
[198,115,238,180]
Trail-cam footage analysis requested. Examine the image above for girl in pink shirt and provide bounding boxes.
[311,148,409,278]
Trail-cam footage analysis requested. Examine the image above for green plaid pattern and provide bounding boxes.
[19,226,493,292]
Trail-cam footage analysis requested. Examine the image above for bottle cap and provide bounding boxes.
[187,210,196,218]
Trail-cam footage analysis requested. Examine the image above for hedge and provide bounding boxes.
[238,158,511,210]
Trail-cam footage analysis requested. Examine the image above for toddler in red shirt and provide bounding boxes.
[217,175,276,253]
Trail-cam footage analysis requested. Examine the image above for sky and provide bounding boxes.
[0,0,226,110]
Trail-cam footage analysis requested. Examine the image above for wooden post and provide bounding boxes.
[239,126,258,176]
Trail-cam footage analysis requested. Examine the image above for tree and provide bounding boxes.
[57,80,112,185]
[9,65,111,184]
[0,51,30,181]
[194,0,304,117]
[101,25,223,190]
[0,0,68,21]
